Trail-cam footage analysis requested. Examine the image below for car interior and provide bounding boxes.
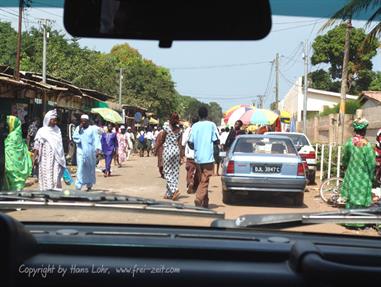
[271,143,286,154]
[2,1,381,287]
[235,142,254,153]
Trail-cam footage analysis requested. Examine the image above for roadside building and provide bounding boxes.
[0,65,113,151]
[279,77,358,123]
[359,91,381,109]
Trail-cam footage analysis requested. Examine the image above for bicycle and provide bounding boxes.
[319,177,346,207]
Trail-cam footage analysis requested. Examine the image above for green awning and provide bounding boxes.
[95,101,109,108]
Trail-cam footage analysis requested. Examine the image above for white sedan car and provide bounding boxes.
[266,132,317,184]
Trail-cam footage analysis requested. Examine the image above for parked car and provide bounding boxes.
[220,135,307,206]
[266,132,317,184]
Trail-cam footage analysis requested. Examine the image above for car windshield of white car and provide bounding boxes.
[287,134,309,147]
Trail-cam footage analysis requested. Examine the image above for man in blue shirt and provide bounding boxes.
[188,107,219,208]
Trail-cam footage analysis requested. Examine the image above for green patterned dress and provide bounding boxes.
[4,116,33,191]
[340,136,375,209]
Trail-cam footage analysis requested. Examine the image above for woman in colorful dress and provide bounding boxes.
[117,125,128,166]
[33,109,66,190]
[4,115,32,191]
[341,117,375,210]
[156,113,183,200]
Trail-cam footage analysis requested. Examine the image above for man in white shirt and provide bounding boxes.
[182,117,200,194]
[219,127,230,150]
[145,128,154,157]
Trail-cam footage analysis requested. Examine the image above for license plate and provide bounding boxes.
[253,165,281,173]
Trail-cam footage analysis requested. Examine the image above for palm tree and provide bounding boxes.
[322,0,381,41]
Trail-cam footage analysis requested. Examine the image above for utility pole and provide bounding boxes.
[38,19,53,84]
[275,53,279,110]
[256,95,265,109]
[339,19,352,144]
[38,19,53,113]
[15,0,24,80]
[302,40,308,135]
[118,68,123,105]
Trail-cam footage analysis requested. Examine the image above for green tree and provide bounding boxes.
[208,102,223,125]
[310,24,379,94]
[0,22,17,67]
[369,72,381,90]
[309,69,334,91]
[324,0,381,42]
[19,25,118,97]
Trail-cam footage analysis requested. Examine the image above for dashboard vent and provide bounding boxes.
[176,233,258,241]
[87,231,170,237]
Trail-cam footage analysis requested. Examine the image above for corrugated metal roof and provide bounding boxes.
[0,65,113,102]
[361,91,381,103]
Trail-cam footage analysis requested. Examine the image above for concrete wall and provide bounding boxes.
[301,106,381,144]
[362,100,380,110]
[301,114,353,144]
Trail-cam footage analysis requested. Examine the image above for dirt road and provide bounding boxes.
[8,154,379,237]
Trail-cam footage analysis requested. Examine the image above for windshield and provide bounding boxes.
[233,137,297,155]
[1,0,381,238]
[271,134,310,148]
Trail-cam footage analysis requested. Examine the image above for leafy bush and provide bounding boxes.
[319,99,361,117]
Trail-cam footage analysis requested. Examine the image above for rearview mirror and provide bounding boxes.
[64,0,272,47]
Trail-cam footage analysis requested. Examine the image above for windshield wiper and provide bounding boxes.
[211,206,381,228]
[0,190,225,219]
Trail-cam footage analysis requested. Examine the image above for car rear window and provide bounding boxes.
[233,137,297,155]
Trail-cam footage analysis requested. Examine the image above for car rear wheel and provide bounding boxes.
[293,192,304,207]
[222,191,234,205]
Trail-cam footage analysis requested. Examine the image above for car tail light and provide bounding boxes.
[300,151,316,160]
[297,163,305,176]
[227,161,235,174]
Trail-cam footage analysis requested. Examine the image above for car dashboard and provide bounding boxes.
[1,214,381,287]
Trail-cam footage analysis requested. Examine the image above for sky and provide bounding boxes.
[0,2,380,111]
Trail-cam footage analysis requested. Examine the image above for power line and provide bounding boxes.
[32,7,62,18]
[0,8,20,17]
[181,92,254,99]
[264,61,274,97]
[282,42,303,67]
[282,44,301,66]
[195,97,254,101]
[279,69,302,87]
[169,60,272,70]
[271,19,326,32]
[0,12,18,21]
[273,19,326,25]
[181,92,253,97]
[281,45,304,73]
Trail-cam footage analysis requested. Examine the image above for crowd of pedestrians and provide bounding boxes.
[1,106,381,213]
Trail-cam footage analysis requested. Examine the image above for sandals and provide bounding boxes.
[172,190,181,201]
[187,184,194,194]
[163,190,181,201]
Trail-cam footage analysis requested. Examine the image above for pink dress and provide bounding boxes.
[117,133,127,163]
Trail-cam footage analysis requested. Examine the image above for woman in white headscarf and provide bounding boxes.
[33,109,66,190]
